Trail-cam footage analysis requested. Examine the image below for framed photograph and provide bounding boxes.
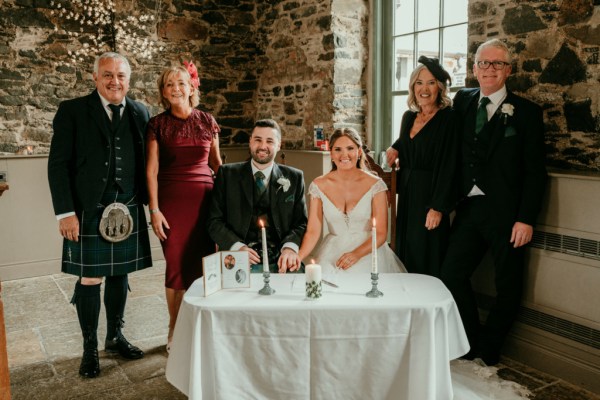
[221,251,250,289]
[202,251,251,296]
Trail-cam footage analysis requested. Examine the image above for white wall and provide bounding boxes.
[0,150,331,281]
[0,155,164,281]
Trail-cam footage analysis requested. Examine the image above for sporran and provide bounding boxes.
[99,202,134,243]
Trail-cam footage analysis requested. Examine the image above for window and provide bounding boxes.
[372,0,468,149]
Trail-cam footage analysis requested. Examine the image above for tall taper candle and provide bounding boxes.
[371,218,378,273]
[260,219,268,272]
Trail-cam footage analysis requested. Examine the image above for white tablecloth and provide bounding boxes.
[166,273,469,400]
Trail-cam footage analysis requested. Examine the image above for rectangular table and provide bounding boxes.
[166,273,469,400]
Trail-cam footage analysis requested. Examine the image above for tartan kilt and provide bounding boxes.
[61,191,153,277]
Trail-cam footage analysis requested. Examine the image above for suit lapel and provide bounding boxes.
[462,90,480,134]
[125,99,143,141]
[240,162,254,207]
[88,91,111,142]
[269,163,283,234]
[486,92,514,158]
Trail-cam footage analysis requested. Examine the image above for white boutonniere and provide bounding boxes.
[277,177,291,193]
[500,103,514,124]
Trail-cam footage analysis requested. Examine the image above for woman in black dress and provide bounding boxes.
[385,56,460,277]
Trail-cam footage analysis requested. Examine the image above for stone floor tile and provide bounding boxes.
[38,319,80,340]
[6,329,46,368]
[52,275,78,299]
[500,357,561,385]
[7,264,599,400]
[3,289,76,333]
[1,276,57,297]
[496,366,547,392]
[42,330,83,360]
[128,273,167,299]
[79,375,186,400]
[118,295,169,341]
[117,347,169,383]
[533,381,600,400]
[9,362,54,386]
[134,336,169,355]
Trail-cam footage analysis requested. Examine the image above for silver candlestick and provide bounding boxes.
[258,271,276,295]
[365,272,383,298]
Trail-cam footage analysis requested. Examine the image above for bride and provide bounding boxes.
[298,127,406,274]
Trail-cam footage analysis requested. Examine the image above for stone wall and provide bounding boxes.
[468,0,600,171]
[0,0,368,154]
[1,0,599,171]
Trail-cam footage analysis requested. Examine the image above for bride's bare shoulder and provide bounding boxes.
[314,173,335,188]
[358,170,380,185]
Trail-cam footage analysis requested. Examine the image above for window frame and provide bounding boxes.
[371,0,467,152]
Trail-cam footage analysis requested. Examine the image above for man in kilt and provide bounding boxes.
[48,52,153,378]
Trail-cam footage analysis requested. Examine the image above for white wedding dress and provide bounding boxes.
[309,179,406,274]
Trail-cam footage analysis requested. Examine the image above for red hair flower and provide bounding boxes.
[183,60,200,89]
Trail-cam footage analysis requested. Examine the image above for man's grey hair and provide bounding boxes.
[475,39,512,63]
[93,52,131,78]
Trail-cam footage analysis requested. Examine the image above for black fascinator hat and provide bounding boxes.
[417,55,451,86]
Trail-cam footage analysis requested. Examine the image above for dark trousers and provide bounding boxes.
[440,197,524,356]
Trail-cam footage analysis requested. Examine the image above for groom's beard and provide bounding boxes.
[251,149,276,164]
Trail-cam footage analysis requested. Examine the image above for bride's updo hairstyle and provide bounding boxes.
[329,127,368,171]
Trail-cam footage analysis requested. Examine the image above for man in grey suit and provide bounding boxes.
[207,119,307,273]
[441,39,547,366]
[48,52,152,378]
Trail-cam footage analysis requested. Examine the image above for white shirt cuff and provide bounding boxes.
[230,242,246,251]
[56,211,76,220]
[281,242,299,254]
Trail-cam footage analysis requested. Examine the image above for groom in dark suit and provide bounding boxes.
[48,53,152,378]
[440,39,547,366]
[207,119,307,272]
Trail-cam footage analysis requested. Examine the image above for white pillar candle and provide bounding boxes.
[305,262,322,283]
[260,219,268,273]
[305,260,322,299]
[371,218,378,274]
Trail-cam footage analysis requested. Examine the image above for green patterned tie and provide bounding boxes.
[254,171,266,195]
[475,97,490,134]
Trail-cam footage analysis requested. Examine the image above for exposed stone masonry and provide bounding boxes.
[469,0,600,170]
[0,0,599,171]
[0,0,367,154]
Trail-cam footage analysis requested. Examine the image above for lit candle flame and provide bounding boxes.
[259,219,264,228]
[372,218,376,228]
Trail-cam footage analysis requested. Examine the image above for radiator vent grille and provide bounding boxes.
[516,306,600,350]
[530,231,600,261]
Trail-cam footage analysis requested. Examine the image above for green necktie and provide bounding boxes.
[254,171,266,195]
[475,97,490,134]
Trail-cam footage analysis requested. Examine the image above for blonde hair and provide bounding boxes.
[329,127,368,171]
[406,64,452,112]
[157,66,200,110]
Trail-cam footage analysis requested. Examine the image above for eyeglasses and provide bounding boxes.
[476,60,510,70]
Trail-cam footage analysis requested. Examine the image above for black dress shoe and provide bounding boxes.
[105,331,144,359]
[480,348,500,366]
[79,348,100,378]
[459,348,479,361]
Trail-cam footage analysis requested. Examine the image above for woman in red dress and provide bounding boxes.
[146,62,222,352]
